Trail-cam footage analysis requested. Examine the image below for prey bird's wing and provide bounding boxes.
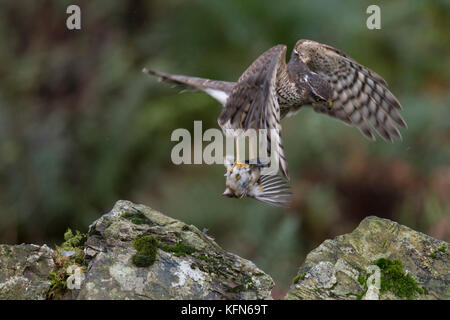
[250,174,292,208]
[218,45,290,179]
[143,68,235,106]
[297,40,406,141]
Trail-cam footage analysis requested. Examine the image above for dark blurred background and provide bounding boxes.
[0,0,449,298]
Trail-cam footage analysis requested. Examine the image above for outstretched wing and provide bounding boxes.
[296,40,407,141]
[218,45,290,179]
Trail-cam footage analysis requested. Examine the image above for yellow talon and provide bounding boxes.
[235,161,249,168]
[328,101,333,107]
[229,161,249,173]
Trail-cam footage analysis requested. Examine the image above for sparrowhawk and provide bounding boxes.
[144,39,406,207]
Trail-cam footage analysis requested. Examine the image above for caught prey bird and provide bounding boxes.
[222,157,291,208]
[144,39,406,206]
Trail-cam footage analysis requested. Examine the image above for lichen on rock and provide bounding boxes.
[0,244,54,300]
[77,200,274,299]
[0,202,448,300]
[285,216,449,300]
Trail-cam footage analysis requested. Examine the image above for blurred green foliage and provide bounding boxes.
[0,0,449,297]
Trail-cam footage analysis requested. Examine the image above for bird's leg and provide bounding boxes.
[230,135,249,173]
[248,136,262,183]
[248,134,257,165]
[248,136,267,167]
[224,134,235,173]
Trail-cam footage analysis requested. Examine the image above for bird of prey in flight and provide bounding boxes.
[144,39,406,207]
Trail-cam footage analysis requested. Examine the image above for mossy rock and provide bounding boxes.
[0,244,55,300]
[2,202,448,300]
[77,200,274,300]
[285,216,449,300]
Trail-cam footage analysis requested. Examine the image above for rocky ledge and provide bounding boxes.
[286,216,449,300]
[0,200,448,300]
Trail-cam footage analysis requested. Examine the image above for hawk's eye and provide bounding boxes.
[236,174,241,181]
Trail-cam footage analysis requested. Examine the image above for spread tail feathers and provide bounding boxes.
[143,68,235,106]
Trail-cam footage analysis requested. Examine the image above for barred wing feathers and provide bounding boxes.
[297,40,406,142]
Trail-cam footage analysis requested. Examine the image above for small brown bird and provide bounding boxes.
[144,39,406,207]
[222,159,291,208]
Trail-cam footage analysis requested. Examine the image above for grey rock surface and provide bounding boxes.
[0,244,54,300]
[1,201,448,300]
[78,200,274,299]
[286,216,449,300]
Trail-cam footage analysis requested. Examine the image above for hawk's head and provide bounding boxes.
[293,39,334,109]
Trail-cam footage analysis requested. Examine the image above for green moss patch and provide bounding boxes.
[130,235,197,267]
[160,242,196,257]
[293,273,306,284]
[62,229,86,249]
[47,228,87,299]
[132,236,159,267]
[120,211,152,225]
[349,271,369,300]
[198,255,216,264]
[357,274,366,286]
[374,258,424,299]
[428,245,447,259]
